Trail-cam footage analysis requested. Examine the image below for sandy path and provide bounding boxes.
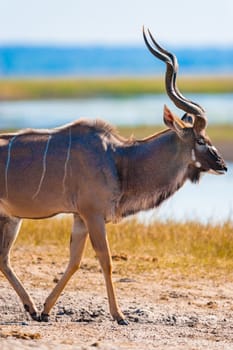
[1,259,233,350]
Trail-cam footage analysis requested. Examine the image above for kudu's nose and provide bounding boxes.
[223,165,228,172]
[210,146,227,172]
[217,158,227,172]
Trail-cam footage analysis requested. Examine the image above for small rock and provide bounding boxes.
[118,278,136,283]
[91,341,100,347]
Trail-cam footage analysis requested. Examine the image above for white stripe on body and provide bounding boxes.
[5,135,18,198]
[62,127,72,194]
[32,135,52,199]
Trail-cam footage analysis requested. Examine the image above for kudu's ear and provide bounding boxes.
[163,105,185,137]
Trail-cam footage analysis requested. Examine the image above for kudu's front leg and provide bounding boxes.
[41,214,88,321]
[86,214,128,325]
[0,216,39,320]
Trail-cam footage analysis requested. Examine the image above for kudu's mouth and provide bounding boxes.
[208,161,228,175]
[209,167,227,175]
[207,145,228,175]
[209,169,226,175]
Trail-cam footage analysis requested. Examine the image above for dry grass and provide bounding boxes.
[16,217,233,278]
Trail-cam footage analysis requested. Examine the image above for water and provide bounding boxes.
[0,94,232,129]
[0,46,233,76]
[0,95,232,224]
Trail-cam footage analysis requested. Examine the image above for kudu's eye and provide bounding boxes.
[196,138,206,146]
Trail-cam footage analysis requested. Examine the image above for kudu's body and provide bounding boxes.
[0,120,191,220]
[0,29,227,325]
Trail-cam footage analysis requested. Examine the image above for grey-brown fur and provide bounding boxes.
[0,119,206,221]
[0,30,227,325]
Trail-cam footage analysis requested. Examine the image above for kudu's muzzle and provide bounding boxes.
[208,146,227,174]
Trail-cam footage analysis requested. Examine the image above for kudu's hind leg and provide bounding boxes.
[86,214,128,325]
[0,216,39,320]
[41,214,88,321]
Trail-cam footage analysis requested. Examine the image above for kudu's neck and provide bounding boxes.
[115,130,191,218]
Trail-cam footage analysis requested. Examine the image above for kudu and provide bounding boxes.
[0,28,227,325]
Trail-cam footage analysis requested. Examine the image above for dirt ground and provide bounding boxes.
[1,247,233,350]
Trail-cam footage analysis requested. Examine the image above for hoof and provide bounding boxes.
[117,318,129,325]
[40,313,50,322]
[30,312,41,322]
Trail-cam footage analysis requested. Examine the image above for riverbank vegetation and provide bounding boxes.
[0,76,233,100]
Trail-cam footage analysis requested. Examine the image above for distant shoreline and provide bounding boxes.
[0,76,233,100]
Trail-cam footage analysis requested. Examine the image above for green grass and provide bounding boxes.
[16,217,233,277]
[0,76,233,100]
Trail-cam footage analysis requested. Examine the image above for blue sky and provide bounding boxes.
[0,0,233,46]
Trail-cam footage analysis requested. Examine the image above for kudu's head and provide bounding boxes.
[143,28,227,181]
